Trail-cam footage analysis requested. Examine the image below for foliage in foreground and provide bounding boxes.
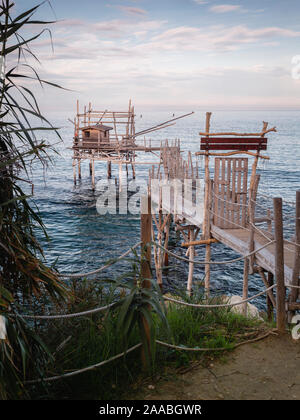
[27,281,264,400]
[0,0,67,399]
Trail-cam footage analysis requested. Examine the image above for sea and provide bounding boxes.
[30,110,300,310]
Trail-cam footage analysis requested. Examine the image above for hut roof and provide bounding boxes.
[82,124,113,132]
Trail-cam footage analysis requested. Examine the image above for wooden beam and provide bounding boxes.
[181,238,218,248]
[195,151,270,160]
[199,127,276,137]
[288,302,300,311]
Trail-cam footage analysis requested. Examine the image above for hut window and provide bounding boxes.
[86,131,90,138]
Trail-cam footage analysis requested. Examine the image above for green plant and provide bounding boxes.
[0,0,68,399]
[111,250,170,369]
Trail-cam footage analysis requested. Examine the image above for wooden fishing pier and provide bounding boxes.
[70,102,299,330]
[71,100,193,189]
[146,112,300,330]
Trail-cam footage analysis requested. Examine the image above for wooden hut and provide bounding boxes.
[82,124,113,147]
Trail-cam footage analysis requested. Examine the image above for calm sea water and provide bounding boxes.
[31,110,300,309]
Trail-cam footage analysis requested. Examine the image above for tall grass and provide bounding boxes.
[28,282,264,400]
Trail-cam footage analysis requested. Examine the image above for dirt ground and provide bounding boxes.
[135,333,300,400]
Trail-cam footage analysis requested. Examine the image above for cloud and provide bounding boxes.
[23,15,300,111]
[117,6,147,16]
[193,0,208,4]
[147,25,300,53]
[210,5,241,13]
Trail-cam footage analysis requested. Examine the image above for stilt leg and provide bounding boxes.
[243,258,249,316]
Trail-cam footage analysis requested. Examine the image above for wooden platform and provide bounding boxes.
[211,225,295,286]
[152,188,296,286]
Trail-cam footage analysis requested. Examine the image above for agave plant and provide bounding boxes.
[111,248,170,369]
[0,0,68,398]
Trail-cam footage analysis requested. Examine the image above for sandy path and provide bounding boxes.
[135,334,300,400]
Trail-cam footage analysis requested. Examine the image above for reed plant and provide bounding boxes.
[0,0,68,399]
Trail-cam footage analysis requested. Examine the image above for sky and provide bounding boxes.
[10,0,300,114]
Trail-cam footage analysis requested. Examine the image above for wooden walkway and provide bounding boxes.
[150,188,296,286]
[148,112,300,330]
[211,225,296,286]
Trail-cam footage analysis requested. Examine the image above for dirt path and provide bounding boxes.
[135,334,300,400]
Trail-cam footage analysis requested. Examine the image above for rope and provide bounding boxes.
[24,328,274,384]
[164,284,276,308]
[249,222,298,253]
[152,240,276,266]
[256,192,296,206]
[11,301,118,320]
[24,343,142,384]
[156,331,273,352]
[212,190,249,207]
[58,242,142,279]
[209,209,250,231]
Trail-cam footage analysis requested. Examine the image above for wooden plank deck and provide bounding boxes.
[152,191,296,286]
[211,225,296,286]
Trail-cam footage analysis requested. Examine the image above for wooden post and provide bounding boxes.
[267,272,274,322]
[249,174,260,274]
[73,159,76,185]
[242,258,249,316]
[107,161,112,179]
[78,159,81,179]
[289,190,300,321]
[273,197,286,333]
[131,156,136,180]
[91,158,95,189]
[119,162,122,192]
[203,113,212,297]
[89,161,92,176]
[187,228,195,296]
[140,194,152,369]
[257,267,276,308]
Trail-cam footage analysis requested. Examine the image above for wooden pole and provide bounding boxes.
[267,272,274,322]
[119,162,122,192]
[273,197,286,333]
[91,158,95,189]
[78,159,81,179]
[203,113,212,297]
[289,190,300,321]
[242,258,249,316]
[107,161,112,179]
[73,159,76,185]
[249,174,260,274]
[257,267,276,308]
[140,194,152,369]
[187,228,195,296]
